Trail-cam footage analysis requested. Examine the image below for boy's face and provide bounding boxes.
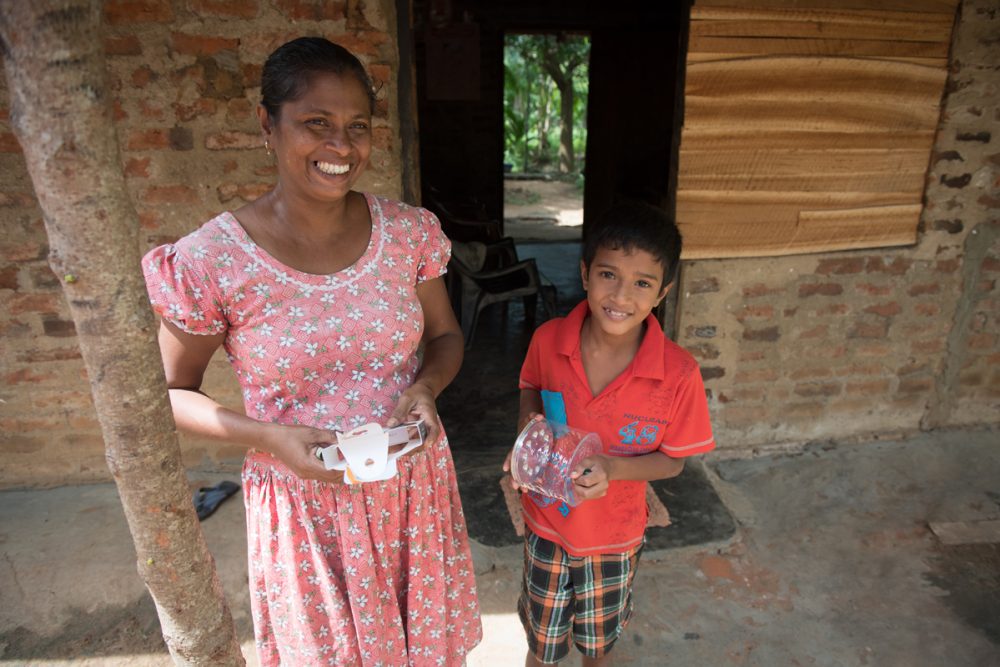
[581,244,672,339]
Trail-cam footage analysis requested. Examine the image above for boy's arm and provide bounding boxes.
[518,388,543,432]
[571,451,684,502]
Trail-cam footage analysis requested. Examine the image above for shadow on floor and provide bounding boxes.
[439,241,735,550]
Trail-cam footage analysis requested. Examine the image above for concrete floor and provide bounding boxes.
[2,243,999,665]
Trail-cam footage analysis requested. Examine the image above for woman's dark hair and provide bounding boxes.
[261,37,376,118]
[582,200,683,286]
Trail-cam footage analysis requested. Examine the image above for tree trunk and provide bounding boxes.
[541,56,577,174]
[0,2,244,664]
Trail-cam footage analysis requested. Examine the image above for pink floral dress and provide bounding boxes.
[142,194,482,666]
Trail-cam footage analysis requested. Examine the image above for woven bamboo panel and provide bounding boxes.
[678,0,957,258]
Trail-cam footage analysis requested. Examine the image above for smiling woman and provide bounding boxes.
[140,37,481,666]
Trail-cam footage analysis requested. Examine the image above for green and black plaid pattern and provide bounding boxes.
[518,530,643,663]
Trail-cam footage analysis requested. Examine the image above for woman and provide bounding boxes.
[142,37,482,665]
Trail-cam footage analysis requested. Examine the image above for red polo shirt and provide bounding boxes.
[518,300,715,556]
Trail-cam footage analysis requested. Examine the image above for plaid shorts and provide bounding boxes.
[518,530,643,663]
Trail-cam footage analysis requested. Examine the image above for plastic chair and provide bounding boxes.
[449,240,556,348]
[425,186,504,244]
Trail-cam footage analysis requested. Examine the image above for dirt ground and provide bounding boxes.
[503,177,583,242]
[2,427,999,666]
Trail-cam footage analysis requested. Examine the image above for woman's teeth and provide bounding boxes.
[316,161,349,175]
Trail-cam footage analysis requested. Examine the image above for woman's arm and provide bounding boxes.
[385,276,463,444]
[157,319,342,481]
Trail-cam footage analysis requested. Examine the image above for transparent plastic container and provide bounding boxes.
[511,415,602,506]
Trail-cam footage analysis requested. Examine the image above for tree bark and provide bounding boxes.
[0,2,244,664]
[541,51,581,174]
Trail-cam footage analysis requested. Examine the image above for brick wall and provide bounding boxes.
[0,0,401,486]
[679,0,999,452]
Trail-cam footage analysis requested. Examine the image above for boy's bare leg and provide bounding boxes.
[525,651,553,666]
[581,654,613,666]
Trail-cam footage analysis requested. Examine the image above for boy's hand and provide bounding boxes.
[504,410,543,491]
[571,454,615,501]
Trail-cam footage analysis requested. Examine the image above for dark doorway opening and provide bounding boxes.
[411,0,689,238]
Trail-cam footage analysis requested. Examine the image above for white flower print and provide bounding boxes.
[275,357,291,371]
[361,340,375,354]
[218,251,234,267]
[304,342,319,357]
[263,303,279,317]
[322,380,339,395]
[252,283,270,298]
[287,305,304,319]
[279,336,296,348]
[345,389,360,402]
[335,336,352,351]
[351,369,367,382]
[167,303,183,318]
[301,320,319,335]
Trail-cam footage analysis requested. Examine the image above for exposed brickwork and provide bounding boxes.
[0,0,400,487]
[680,0,999,450]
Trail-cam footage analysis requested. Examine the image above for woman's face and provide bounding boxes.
[262,71,373,203]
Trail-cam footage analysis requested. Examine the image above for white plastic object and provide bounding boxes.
[317,420,426,484]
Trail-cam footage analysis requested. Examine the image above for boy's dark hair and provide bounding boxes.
[261,37,376,119]
[582,200,683,286]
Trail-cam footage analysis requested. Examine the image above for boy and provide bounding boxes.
[504,200,715,666]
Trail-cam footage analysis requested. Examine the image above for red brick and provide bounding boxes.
[736,304,774,322]
[848,321,887,339]
[5,242,47,262]
[790,367,832,381]
[701,366,725,380]
[9,293,63,315]
[104,0,173,24]
[833,363,883,377]
[105,35,142,56]
[124,157,151,178]
[16,348,82,362]
[373,127,392,151]
[126,129,170,150]
[975,278,996,293]
[171,32,239,56]
[688,343,720,360]
[856,282,892,296]
[112,100,127,121]
[897,361,931,376]
[816,257,864,275]
[30,265,60,289]
[799,282,843,297]
[815,303,849,316]
[798,325,827,339]
[189,0,259,18]
[138,209,163,230]
[254,165,279,177]
[865,257,912,275]
[935,258,961,273]
[141,185,199,205]
[273,0,347,21]
[217,182,272,203]
[958,369,983,387]
[794,381,841,398]
[174,99,218,122]
[734,368,778,383]
[0,132,22,152]
[968,333,996,349]
[0,192,36,207]
[898,377,934,394]
[743,283,784,298]
[206,131,262,150]
[43,317,76,337]
[4,368,58,384]
[131,66,155,87]
[864,302,902,318]
[983,256,1000,273]
[845,379,890,395]
[908,283,940,297]
[226,98,254,122]
[743,326,780,342]
[914,303,940,317]
[369,64,391,86]
[0,265,20,290]
[783,307,798,317]
[784,401,826,419]
[330,32,388,58]
[223,160,239,174]
[739,350,766,362]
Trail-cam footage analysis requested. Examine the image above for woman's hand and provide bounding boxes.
[570,454,616,502]
[386,381,441,448]
[259,422,345,483]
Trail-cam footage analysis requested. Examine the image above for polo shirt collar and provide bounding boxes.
[556,301,666,380]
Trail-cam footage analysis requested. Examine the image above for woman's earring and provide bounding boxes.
[264,139,272,157]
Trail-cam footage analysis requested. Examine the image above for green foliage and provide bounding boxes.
[503,33,590,174]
